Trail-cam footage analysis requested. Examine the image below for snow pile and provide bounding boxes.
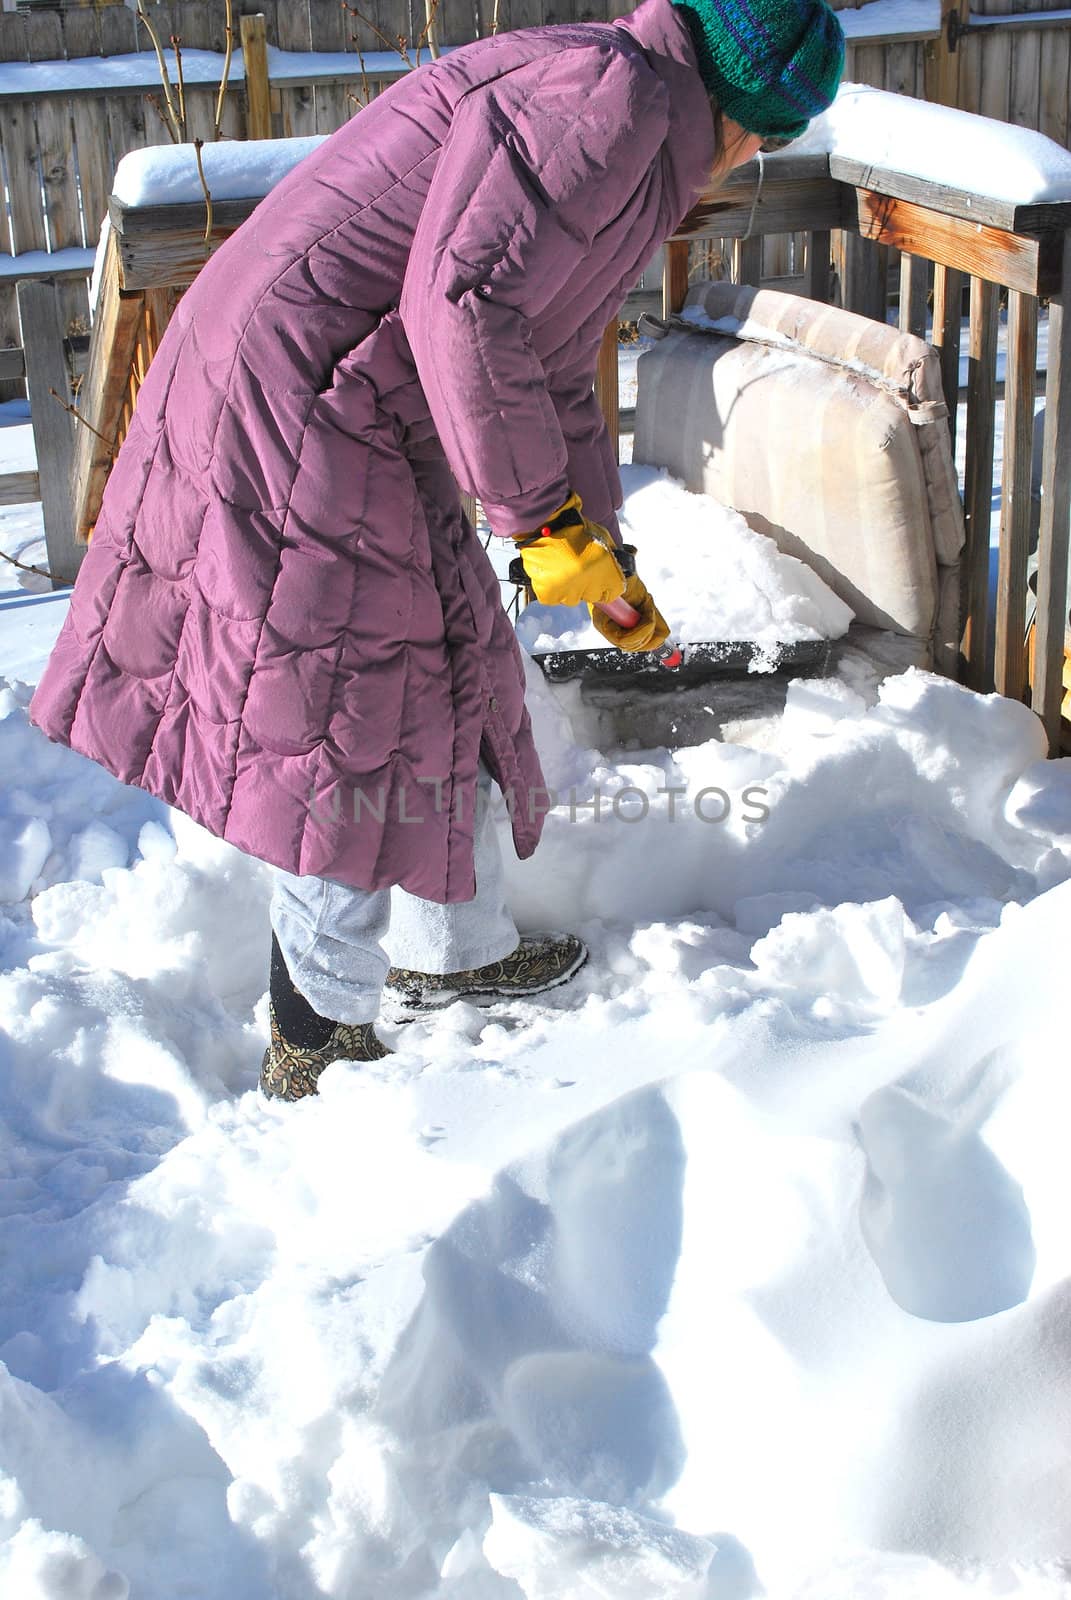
[4,376,1071,1598]
[788,82,1071,204]
[515,465,853,656]
[3,638,1071,1596]
[0,682,165,906]
[111,137,326,209]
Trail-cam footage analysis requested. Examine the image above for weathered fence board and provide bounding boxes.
[24,10,63,64]
[17,279,79,585]
[0,469,40,506]
[275,0,312,50]
[1038,25,1070,145]
[1010,24,1043,130]
[61,9,101,62]
[72,96,115,242]
[37,97,80,250]
[2,101,48,252]
[979,0,1015,123]
[98,6,140,57]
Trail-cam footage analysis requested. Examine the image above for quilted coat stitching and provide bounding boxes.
[30,0,717,901]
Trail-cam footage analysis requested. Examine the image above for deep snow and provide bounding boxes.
[3,399,1071,1596]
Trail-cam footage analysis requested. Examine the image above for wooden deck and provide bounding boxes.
[67,149,1071,754]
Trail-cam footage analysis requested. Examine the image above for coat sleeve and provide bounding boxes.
[550,353,624,544]
[399,47,669,536]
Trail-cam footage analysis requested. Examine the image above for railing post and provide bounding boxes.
[899,253,929,339]
[595,319,619,464]
[662,241,690,317]
[960,274,999,689]
[241,14,272,140]
[732,236,762,286]
[1033,230,1071,751]
[806,229,832,303]
[17,278,82,588]
[994,289,1037,703]
[931,264,964,454]
[841,233,888,322]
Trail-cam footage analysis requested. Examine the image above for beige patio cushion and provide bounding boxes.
[633,284,966,673]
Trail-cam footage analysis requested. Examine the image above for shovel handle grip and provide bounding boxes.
[596,596,641,628]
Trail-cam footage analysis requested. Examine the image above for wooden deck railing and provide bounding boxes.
[64,151,1071,753]
[597,154,1071,752]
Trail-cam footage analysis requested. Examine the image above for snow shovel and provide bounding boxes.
[508,544,832,689]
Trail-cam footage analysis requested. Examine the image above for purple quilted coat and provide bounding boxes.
[30,0,715,901]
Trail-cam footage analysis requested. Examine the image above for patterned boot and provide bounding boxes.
[260,933,391,1102]
[384,932,588,1014]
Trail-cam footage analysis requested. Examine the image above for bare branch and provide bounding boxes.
[0,548,62,585]
[48,387,117,454]
[145,92,178,143]
[341,1,413,66]
[135,0,183,142]
[171,33,188,143]
[491,0,502,34]
[193,138,214,247]
[417,0,441,61]
[351,32,372,107]
[214,0,236,139]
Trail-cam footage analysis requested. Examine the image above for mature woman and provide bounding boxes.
[30,0,844,1100]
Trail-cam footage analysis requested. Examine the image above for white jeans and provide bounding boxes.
[269,766,519,1023]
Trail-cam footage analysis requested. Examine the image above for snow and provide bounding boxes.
[3,368,1071,1598]
[785,81,1071,204]
[0,406,67,687]
[0,249,94,281]
[836,0,941,40]
[111,136,326,209]
[0,45,424,100]
[515,465,854,657]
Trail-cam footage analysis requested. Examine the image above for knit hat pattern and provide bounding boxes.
[673,0,845,141]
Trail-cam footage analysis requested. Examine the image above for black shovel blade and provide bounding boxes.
[532,637,832,688]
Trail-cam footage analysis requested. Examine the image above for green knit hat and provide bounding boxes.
[673,0,845,142]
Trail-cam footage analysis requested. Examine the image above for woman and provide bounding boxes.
[30,0,844,1100]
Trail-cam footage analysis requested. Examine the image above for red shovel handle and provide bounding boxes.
[596,596,641,628]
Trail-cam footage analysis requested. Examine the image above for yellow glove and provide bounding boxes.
[590,573,670,653]
[512,492,626,609]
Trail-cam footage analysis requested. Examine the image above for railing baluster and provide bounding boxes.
[1034,230,1071,751]
[732,236,763,287]
[806,229,832,304]
[595,319,620,465]
[994,288,1038,702]
[899,252,929,339]
[961,274,999,690]
[841,232,887,322]
[662,240,689,318]
[931,264,964,454]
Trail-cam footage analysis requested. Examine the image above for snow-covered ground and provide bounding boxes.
[3,377,1071,1599]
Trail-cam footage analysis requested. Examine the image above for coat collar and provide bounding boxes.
[613,0,718,220]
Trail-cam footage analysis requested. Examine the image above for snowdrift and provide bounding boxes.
[3,642,1071,1596]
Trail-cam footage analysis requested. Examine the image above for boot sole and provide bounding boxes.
[381,943,589,1020]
